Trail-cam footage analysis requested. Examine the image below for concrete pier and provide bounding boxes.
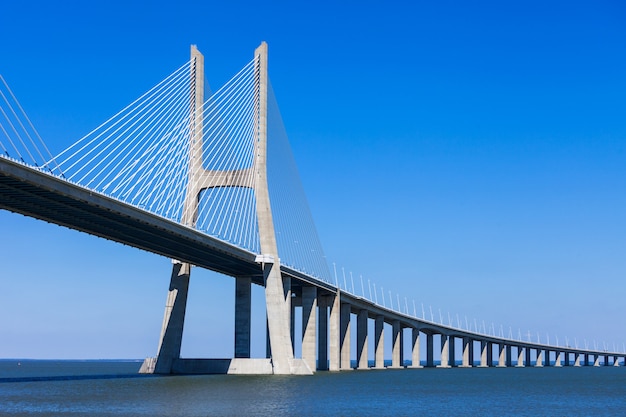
[479,340,488,367]
[234,277,252,358]
[410,328,422,368]
[545,350,552,367]
[517,346,525,367]
[497,344,506,367]
[555,351,563,367]
[391,320,403,368]
[301,287,317,370]
[356,309,369,369]
[329,293,341,371]
[461,337,471,367]
[426,333,434,367]
[318,297,329,370]
[340,303,352,370]
[151,262,191,374]
[449,336,456,367]
[439,334,450,368]
[374,315,385,368]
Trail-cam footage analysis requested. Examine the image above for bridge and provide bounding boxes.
[1,43,624,375]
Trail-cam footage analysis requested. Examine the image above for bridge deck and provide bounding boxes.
[0,157,263,279]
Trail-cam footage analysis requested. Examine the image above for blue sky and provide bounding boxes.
[1,1,625,359]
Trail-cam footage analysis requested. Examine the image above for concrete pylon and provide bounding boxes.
[253,42,304,375]
[143,43,308,375]
[142,45,205,375]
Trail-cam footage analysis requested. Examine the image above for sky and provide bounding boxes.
[1,0,625,359]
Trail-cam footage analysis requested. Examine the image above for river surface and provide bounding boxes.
[1,360,625,416]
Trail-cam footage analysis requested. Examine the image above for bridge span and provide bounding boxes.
[1,42,624,374]
[2,156,624,373]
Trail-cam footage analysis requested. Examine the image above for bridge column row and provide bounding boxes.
[279,287,626,372]
[143,256,626,375]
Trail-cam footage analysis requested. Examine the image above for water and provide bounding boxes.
[1,360,625,416]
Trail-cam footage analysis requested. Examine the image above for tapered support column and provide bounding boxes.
[151,262,191,374]
[391,320,402,368]
[410,328,422,368]
[480,340,488,367]
[439,334,450,368]
[517,347,525,367]
[234,277,252,358]
[301,287,317,371]
[329,292,341,371]
[574,353,581,367]
[340,303,352,370]
[318,297,328,370]
[426,333,434,367]
[263,262,294,374]
[462,337,471,367]
[535,349,544,367]
[498,344,506,367]
[555,351,563,367]
[593,355,601,366]
[374,315,385,368]
[357,309,369,370]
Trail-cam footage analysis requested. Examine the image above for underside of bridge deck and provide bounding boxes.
[0,158,263,280]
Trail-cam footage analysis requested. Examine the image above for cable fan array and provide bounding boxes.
[267,82,332,283]
[191,58,260,252]
[0,75,61,175]
[47,57,262,253]
[50,60,195,221]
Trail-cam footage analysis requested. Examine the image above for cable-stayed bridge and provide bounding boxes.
[1,43,624,375]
